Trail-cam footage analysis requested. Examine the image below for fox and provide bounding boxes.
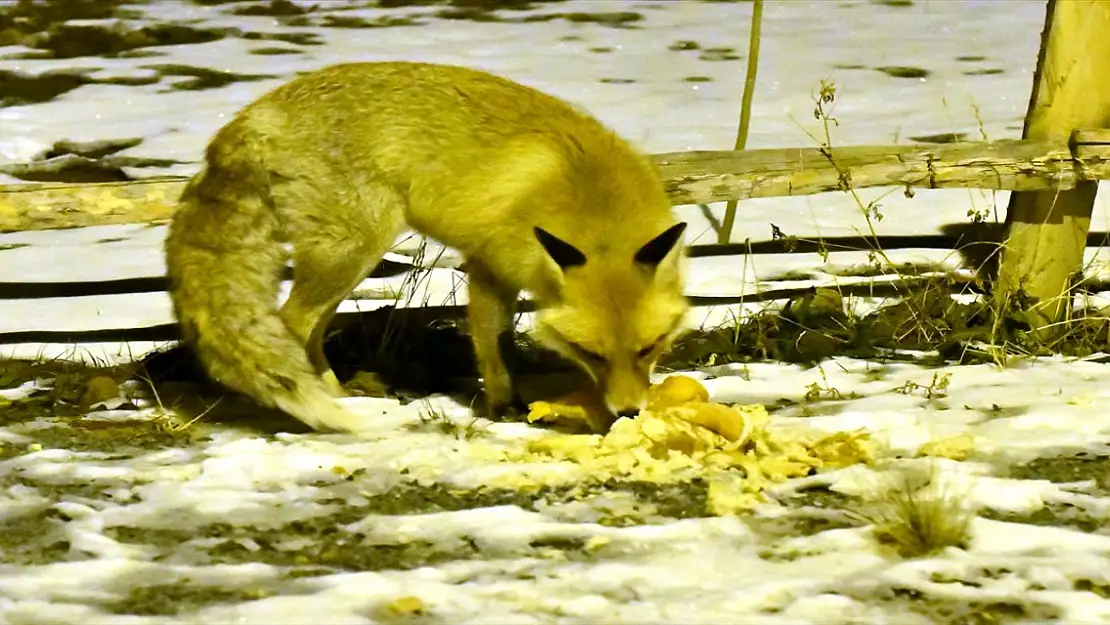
[164,61,689,434]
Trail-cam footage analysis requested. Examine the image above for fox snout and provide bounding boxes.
[608,403,646,420]
[601,367,651,419]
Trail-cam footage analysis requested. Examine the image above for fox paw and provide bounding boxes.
[485,393,530,422]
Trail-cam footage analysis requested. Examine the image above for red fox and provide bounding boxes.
[164,61,688,433]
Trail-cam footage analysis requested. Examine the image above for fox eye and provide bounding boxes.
[636,333,671,359]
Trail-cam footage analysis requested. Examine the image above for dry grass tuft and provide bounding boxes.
[852,462,976,558]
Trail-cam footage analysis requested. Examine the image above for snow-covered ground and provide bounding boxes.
[3,0,1110,622]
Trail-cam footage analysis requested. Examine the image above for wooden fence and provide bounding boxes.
[1,126,1107,344]
[1,0,1108,347]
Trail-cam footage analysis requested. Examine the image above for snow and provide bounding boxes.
[3,0,1110,622]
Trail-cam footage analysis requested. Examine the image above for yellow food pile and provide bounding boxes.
[512,375,874,515]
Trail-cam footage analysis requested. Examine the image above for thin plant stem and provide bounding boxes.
[717,0,764,244]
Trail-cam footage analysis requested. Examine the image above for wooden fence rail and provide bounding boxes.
[3,128,1110,234]
[0,275,982,346]
[4,122,1110,347]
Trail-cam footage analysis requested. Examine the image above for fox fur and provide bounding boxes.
[164,61,689,433]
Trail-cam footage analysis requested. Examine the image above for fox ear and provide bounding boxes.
[534,227,587,271]
[634,222,687,268]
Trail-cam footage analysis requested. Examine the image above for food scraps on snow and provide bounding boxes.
[504,375,877,514]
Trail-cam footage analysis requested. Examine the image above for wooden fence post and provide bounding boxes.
[994,0,1110,334]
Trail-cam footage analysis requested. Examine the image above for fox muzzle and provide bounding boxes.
[601,368,650,419]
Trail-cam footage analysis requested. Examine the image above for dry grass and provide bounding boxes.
[850,461,976,559]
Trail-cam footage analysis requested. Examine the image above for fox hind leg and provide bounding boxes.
[465,262,525,419]
[277,183,407,396]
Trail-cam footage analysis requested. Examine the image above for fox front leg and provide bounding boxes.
[465,263,527,419]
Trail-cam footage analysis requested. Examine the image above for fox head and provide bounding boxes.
[531,221,689,418]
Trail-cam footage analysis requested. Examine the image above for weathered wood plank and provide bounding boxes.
[0,177,185,232]
[5,130,1110,233]
[655,138,1088,205]
[1073,128,1110,144]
